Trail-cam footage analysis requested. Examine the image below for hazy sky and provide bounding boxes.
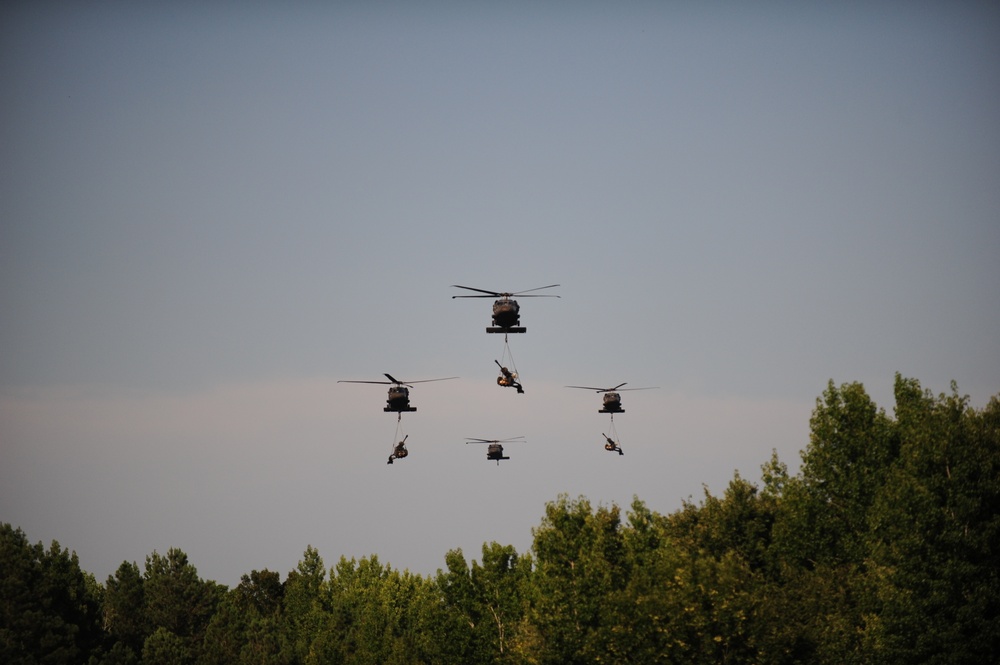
[2,2,998,587]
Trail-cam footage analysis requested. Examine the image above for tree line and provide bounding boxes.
[3,375,998,664]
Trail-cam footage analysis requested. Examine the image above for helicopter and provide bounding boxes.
[566,383,658,414]
[465,437,526,465]
[452,284,560,333]
[387,435,409,464]
[338,374,458,413]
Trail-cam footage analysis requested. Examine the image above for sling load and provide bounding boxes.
[495,334,524,394]
[603,418,624,456]
[387,418,409,465]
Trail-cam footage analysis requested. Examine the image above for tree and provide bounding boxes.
[864,377,1000,663]
[275,545,329,664]
[201,569,286,665]
[143,626,189,665]
[757,381,899,662]
[666,474,776,573]
[103,561,148,660]
[771,380,897,569]
[0,525,103,664]
[317,554,446,665]
[142,548,224,664]
[436,543,530,664]
[520,495,627,664]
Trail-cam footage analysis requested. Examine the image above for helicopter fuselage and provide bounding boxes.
[486,443,511,464]
[488,298,525,333]
[599,392,624,414]
[385,386,417,412]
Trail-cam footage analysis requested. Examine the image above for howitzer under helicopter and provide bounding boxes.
[566,383,658,414]
[465,437,526,465]
[495,359,523,394]
[451,284,559,334]
[603,433,624,456]
[338,374,458,414]
[387,435,409,464]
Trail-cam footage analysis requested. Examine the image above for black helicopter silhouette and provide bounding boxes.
[566,383,658,413]
[452,284,559,333]
[338,374,457,413]
[465,437,526,465]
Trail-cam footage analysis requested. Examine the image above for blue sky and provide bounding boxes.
[2,2,998,586]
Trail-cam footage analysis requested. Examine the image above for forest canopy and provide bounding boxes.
[3,375,998,664]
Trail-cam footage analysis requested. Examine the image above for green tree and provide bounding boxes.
[277,546,330,665]
[772,380,897,569]
[103,560,148,660]
[864,377,1000,663]
[436,543,530,663]
[0,524,103,664]
[666,473,776,572]
[143,548,224,664]
[760,381,899,662]
[519,495,627,664]
[318,555,445,665]
[143,626,190,665]
[200,569,286,665]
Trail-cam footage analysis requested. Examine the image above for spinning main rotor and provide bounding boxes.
[338,373,458,387]
[565,383,658,393]
[451,284,561,300]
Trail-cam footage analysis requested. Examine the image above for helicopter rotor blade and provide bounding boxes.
[465,436,526,444]
[341,375,457,386]
[566,382,657,392]
[451,284,560,298]
[403,376,459,384]
[511,284,561,297]
[451,285,502,298]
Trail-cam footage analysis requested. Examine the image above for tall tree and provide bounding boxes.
[314,554,447,665]
[201,569,286,665]
[143,548,224,664]
[519,495,627,664]
[437,543,530,664]
[772,380,898,568]
[103,560,148,660]
[0,525,103,664]
[278,545,329,664]
[864,377,1000,663]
